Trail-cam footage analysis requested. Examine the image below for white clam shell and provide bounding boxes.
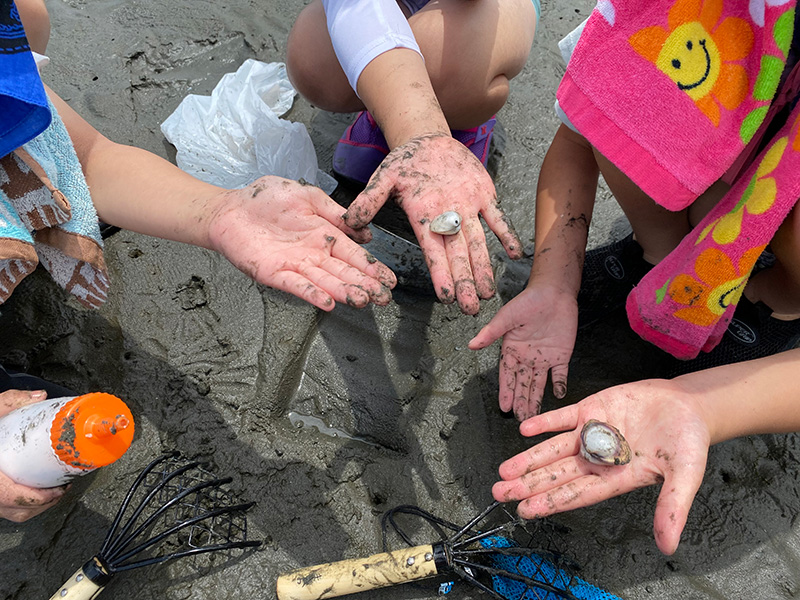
[429,211,462,235]
[579,419,632,466]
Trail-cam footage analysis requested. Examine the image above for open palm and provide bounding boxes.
[469,285,578,420]
[207,176,397,311]
[493,378,712,555]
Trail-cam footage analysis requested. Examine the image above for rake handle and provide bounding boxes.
[276,544,441,600]
[49,566,105,600]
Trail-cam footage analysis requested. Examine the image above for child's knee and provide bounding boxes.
[485,75,511,115]
[285,8,318,95]
[499,0,539,73]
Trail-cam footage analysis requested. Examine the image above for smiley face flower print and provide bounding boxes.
[629,0,755,126]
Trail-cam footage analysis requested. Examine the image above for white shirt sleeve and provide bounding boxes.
[322,0,423,94]
[32,51,50,71]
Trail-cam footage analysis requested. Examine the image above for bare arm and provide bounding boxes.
[494,348,800,554]
[48,87,223,248]
[528,124,599,296]
[469,124,599,418]
[49,87,397,310]
[344,48,522,314]
[681,349,800,442]
[356,48,449,148]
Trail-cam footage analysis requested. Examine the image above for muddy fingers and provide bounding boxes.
[498,431,580,480]
[328,237,397,291]
[461,218,495,299]
[481,199,523,259]
[318,257,393,306]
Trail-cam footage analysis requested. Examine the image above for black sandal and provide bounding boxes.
[577,233,654,329]
[665,294,800,376]
[0,365,75,396]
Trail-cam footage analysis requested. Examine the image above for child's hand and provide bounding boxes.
[342,134,522,315]
[0,390,69,522]
[206,176,397,311]
[492,379,712,555]
[469,284,578,420]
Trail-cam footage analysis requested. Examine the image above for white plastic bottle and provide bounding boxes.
[0,392,135,488]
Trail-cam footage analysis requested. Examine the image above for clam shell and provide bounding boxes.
[579,419,632,466]
[429,211,462,235]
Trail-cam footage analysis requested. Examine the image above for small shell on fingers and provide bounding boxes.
[579,419,632,466]
[430,211,462,235]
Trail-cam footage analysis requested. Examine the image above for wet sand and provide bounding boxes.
[1,0,799,598]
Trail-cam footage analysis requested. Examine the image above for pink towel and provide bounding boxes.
[627,104,800,358]
[557,0,797,210]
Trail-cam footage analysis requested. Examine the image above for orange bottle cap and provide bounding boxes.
[50,392,135,470]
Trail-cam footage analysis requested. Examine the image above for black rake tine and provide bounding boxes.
[382,505,461,548]
[111,539,263,573]
[109,501,256,566]
[450,564,507,600]
[100,452,180,555]
[456,550,577,591]
[381,511,415,548]
[452,522,517,550]
[104,460,207,557]
[105,476,234,561]
[452,557,580,600]
[460,547,579,586]
[447,501,501,545]
[499,504,518,521]
[388,505,462,531]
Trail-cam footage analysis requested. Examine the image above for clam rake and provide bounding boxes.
[277,502,623,600]
[51,453,262,600]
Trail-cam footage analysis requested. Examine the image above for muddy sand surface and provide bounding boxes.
[2,1,800,598]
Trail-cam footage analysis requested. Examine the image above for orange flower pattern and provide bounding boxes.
[665,246,765,326]
[661,90,800,331]
[630,0,754,126]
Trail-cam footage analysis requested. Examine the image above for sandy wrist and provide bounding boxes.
[195,185,235,252]
[524,270,581,299]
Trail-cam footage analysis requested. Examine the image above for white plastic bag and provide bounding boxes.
[161,59,336,192]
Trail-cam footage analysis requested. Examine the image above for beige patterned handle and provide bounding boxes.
[49,566,105,600]
[276,544,440,600]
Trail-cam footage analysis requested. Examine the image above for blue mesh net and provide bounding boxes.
[479,536,623,600]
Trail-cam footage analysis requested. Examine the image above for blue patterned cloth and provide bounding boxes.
[0,1,106,308]
[0,97,107,308]
[0,0,51,159]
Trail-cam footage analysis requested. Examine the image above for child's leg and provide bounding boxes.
[286,1,360,113]
[409,0,537,129]
[746,202,800,319]
[285,0,537,128]
[592,149,692,264]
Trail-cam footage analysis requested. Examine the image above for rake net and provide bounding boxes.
[97,453,261,573]
[381,503,622,600]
